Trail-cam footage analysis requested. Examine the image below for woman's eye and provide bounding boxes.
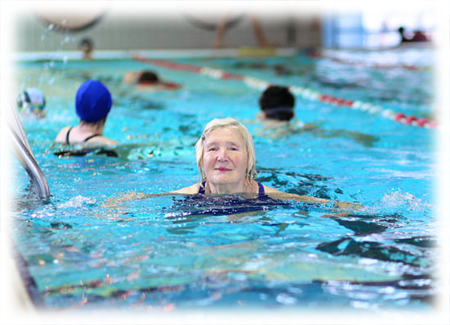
[208,147,217,151]
[230,147,238,151]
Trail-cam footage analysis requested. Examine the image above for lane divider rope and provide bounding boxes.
[133,54,437,129]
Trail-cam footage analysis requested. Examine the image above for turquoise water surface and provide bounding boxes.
[10,49,437,311]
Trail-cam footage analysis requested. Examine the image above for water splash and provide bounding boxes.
[57,195,97,209]
[29,195,97,219]
[365,190,432,215]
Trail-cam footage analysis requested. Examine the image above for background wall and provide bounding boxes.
[15,9,323,52]
[11,2,438,54]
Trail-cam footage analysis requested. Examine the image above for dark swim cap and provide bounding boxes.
[259,85,295,121]
[137,71,159,83]
[75,80,112,122]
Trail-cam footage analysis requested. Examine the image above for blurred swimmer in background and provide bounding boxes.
[123,70,181,91]
[254,85,378,146]
[16,88,46,120]
[78,37,94,60]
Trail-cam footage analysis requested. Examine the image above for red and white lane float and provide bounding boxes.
[133,55,437,129]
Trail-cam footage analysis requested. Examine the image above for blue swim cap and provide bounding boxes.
[75,80,112,123]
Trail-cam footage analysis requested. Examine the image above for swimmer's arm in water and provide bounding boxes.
[263,185,327,203]
[101,191,168,208]
[167,183,200,194]
[310,128,378,147]
[101,184,200,208]
[263,185,363,211]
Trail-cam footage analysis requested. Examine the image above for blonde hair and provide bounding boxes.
[195,118,257,184]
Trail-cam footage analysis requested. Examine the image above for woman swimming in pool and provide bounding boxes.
[168,117,359,209]
[170,117,290,196]
[104,117,360,211]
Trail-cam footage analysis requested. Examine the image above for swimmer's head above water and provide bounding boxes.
[17,88,46,119]
[166,117,359,212]
[259,85,295,121]
[139,117,362,211]
[137,71,160,84]
[123,70,181,90]
[195,117,257,185]
[76,80,112,126]
[54,80,117,146]
[123,70,159,85]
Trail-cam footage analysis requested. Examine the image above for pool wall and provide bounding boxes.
[15,4,323,53]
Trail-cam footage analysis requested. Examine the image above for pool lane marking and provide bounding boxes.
[133,55,437,129]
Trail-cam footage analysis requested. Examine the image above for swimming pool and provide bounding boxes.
[10,48,438,314]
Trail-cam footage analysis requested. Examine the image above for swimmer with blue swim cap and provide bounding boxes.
[17,88,46,119]
[55,80,118,146]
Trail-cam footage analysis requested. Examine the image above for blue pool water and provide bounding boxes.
[10,49,437,312]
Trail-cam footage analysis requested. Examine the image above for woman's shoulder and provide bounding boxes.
[86,136,119,146]
[169,183,201,195]
[55,126,72,142]
[262,184,284,194]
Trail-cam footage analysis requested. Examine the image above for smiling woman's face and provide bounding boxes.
[202,127,248,191]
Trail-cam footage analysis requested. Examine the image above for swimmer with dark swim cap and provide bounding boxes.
[55,80,118,146]
[253,85,315,137]
[255,85,378,146]
[123,70,181,91]
[259,85,295,122]
[16,88,47,119]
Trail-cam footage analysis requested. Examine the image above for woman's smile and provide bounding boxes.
[215,167,232,172]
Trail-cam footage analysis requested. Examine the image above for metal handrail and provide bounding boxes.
[8,97,33,152]
[5,98,50,200]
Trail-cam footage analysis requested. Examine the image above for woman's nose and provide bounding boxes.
[216,147,228,161]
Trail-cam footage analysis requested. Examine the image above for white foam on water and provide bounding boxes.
[364,190,432,215]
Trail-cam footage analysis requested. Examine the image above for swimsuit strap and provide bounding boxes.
[83,134,102,142]
[257,181,266,197]
[198,180,206,194]
[65,127,73,145]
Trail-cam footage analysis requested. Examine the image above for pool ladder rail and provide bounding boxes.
[5,97,50,200]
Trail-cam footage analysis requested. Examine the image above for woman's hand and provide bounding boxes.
[333,200,364,211]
